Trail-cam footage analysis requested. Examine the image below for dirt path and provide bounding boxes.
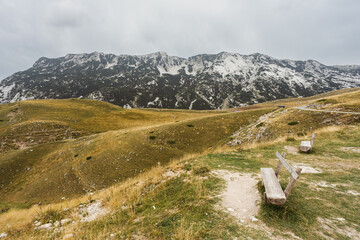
[214,170,260,223]
[214,170,306,239]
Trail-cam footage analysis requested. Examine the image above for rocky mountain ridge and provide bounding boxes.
[1,51,360,109]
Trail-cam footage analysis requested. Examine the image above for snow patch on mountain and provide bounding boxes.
[87,91,104,101]
[1,51,360,109]
[0,83,15,100]
[189,99,197,110]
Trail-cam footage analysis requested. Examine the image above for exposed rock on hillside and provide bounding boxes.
[1,52,360,109]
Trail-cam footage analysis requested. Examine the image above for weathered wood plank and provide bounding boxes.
[275,160,282,178]
[275,152,286,177]
[261,168,286,205]
[284,167,302,198]
[275,151,299,179]
[300,141,312,152]
[311,133,316,147]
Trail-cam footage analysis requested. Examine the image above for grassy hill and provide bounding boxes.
[0,99,220,152]
[0,99,272,203]
[0,89,360,239]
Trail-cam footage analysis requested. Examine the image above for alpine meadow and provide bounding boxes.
[1,0,360,239]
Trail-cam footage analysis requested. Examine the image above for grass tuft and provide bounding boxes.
[193,166,210,176]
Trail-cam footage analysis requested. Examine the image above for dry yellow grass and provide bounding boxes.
[2,88,360,239]
[1,107,270,203]
[0,153,201,237]
[240,125,346,150]
[0,98,218,134]
[240,87,360,109]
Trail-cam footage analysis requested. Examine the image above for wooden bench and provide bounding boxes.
[261,152,302,205]
[300,133,315,153]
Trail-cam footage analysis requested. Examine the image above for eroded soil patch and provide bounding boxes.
[214,170,260,223]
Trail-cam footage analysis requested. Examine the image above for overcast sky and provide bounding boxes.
[0,0,359,79]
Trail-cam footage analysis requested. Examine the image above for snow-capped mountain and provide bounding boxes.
[1,51,360,109]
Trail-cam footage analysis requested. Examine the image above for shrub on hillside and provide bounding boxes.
[317,98,338,104]
[256,122,264,128]
[288,121,299,125]
[38,209,70,223]
[183,163,192,171]
[194,166,210,175]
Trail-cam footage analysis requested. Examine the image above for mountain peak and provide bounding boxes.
[142,51,168,58]
[1,51,360,109]
[33,57,49,67]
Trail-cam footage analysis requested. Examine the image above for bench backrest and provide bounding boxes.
[311,133,316,147]
[275,151,299,180]
[275,151,302,198]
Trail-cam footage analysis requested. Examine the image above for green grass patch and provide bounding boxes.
[202,153,264,172]
[0,202,32,215]
[316,98,338,104]
[193,166,210,175]
[258,181,320,239]
[166,140,176,145]
[256,122,264,128]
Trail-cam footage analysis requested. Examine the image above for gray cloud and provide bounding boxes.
[0,0,359,79]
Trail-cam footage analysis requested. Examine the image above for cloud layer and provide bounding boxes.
[0,0,359,79]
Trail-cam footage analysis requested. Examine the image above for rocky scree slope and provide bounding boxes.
[1,51,360,110]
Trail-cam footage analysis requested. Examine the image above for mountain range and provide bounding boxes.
[0,51,359,109]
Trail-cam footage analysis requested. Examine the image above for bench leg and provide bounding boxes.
[284,168,302,198]
[263,192,267,204]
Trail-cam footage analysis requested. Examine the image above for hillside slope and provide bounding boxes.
[0,99,216,152]
[0,99,270,203]
[0,89,360,239]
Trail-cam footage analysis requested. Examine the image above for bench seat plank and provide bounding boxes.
[300,141,312,152]
[261,168,286,205]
